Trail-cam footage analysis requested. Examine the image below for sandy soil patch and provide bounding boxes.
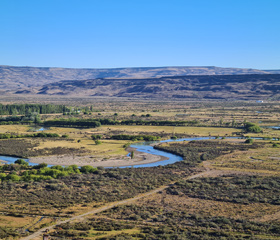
[29,147,168,167]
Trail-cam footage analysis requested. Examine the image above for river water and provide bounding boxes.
[126,137,215,168]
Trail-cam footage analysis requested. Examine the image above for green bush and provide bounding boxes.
[6,174,21,181]
[80,165,97,173]
[244,122,262,133]
[91,134,102,140]
[33,163,48,169]
[15,159,29,166]
[0,173,7,180]
[245,138,254,144]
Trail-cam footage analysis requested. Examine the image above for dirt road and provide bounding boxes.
[21,163,241,240]
[21,184,171,240]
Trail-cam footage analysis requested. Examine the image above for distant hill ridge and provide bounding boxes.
[0,65,270,91]
[1,65,280,100]
[21,74,280,101]
[263,70,280,74]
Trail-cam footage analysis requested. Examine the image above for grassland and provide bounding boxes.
[0,123,243,165]
[212,145,280,175]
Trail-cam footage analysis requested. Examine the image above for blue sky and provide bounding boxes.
[0,0,279,69]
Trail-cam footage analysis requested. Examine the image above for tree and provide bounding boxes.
[219,118,224,126]
[231,118,236,127]
[34,114,42,124]
[131,151,134,159]
[244,122,262,133]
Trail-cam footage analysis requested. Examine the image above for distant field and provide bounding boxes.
[212,144,280,175]
[0,125,243,158]
[95,125,242,137]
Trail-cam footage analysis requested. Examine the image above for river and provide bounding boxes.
[0,137,217,168]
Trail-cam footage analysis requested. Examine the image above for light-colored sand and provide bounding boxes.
[29,148,168,167]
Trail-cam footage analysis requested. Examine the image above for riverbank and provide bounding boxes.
[1,137,248,167]
[28,146,168,167]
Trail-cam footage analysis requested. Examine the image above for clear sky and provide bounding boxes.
[0,0,279,69]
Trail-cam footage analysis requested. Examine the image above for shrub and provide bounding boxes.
[91,134,102,140]
[245,138,254,144]
[6,174,21,181]
[33,163,48,169]
[80,165,97,173]
[0,173,7,180]
[15,159,29,166]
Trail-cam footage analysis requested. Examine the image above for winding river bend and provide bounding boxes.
[126,137,215,168]
[0,137,216,168]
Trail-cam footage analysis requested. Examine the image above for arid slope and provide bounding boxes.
[35,74,280,100]
[0,65,269,91]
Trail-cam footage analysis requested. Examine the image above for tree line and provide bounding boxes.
[0,132,61,139]
[0,103,69,115]
[45,118,263,130]
[44,118,101,128]
[98,119,200,126]
[44,118,200,128]
[110,134,160,141]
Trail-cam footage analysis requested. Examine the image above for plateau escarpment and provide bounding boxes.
[35,74,280,100]
[0,65,269,90]
[1,65,279,100]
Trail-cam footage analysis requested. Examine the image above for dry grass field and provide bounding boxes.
[211,145,280,175]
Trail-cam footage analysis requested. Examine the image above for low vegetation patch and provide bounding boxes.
[0,139,87,157]
[167,175,280,205]
[0,161,87,182]
[54,204,280,239]
[0,132,60,139]
[155,140,261,166]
